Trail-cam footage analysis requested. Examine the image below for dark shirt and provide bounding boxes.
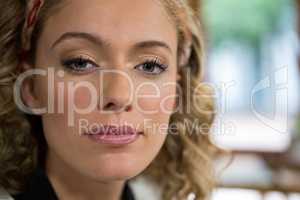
[12,167,135,200]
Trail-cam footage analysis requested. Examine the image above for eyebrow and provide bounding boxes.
[51,32,173,54]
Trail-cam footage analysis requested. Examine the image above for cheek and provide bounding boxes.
[136,80,177,136]
[136,81,177,115]
[39,77,88,144]
[70,82,96,110]
[40,78,75,142]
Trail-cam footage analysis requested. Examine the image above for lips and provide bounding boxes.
[84,125,142,145]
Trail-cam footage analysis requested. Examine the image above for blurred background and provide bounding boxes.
[196,0,300,199]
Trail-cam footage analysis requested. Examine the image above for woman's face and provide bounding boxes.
[27,0,178,181]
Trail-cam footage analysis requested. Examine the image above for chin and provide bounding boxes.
[82,156,148,182]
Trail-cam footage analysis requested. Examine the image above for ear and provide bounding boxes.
[20,62,42,113]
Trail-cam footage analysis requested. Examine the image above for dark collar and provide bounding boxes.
[12,166,135,200]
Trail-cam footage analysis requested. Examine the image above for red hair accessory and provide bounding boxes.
[26,0,43,28]
[20,0,44,63]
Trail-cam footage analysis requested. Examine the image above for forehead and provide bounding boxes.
[42,0,178,50]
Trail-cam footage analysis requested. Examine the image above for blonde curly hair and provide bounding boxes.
[0,0,223,199]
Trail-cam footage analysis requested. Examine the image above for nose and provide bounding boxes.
[101,97,132,112]
[98,71,133,113]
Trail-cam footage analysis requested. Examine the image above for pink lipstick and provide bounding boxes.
[84,125,141,145]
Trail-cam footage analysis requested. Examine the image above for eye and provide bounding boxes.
[135,58,168,75]
[61,56,98,73]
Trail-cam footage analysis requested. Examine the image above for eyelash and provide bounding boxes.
[135,57,168,75]
[61,56,98,74]
[61,56,168,75]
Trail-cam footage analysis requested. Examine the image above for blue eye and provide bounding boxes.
[135,58,168,75]
[61,57,98,73]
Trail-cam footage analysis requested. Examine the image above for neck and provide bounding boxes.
[45,151,125,200]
